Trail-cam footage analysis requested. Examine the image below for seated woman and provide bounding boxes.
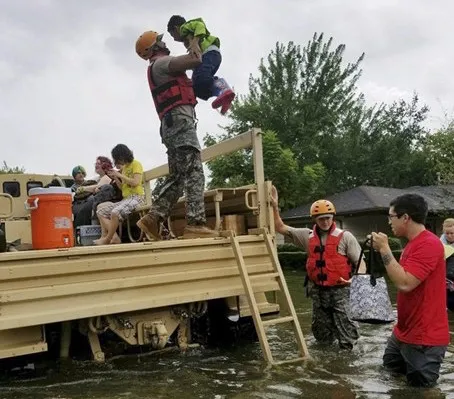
[73,156,114,229]
[72,165,95,223]
[76,156,113,195]
[70,165,87,192]
[94,144,145,245]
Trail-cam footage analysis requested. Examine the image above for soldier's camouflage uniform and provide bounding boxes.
[150,110,206,226]
[309,281,359,349]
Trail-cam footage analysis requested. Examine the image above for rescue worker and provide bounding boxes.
[135,30,218,240]
[271,186,366,349]
[167,15,235,115]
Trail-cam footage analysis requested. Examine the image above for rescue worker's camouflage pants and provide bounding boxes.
[150,114,206,226]
[310,284,359,349]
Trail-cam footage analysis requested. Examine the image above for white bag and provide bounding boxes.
[349,238,394,324]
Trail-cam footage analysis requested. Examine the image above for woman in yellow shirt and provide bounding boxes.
[94,144,145,245]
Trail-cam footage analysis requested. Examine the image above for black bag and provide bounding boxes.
[349,237,395,324]
[447,254,454,281]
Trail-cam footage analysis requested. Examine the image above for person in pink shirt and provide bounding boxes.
[371,194,449,387]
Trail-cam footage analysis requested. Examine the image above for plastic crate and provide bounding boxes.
[75,225,102,246]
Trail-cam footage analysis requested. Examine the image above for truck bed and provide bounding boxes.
[0,235,279,330]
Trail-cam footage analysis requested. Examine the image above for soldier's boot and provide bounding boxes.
[211,77,235,115]
[182,225,219,239]
[137,213,162,241]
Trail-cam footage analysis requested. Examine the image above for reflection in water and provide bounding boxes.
[0,268,453,399]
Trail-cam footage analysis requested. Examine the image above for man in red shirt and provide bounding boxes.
[371,194,449,387]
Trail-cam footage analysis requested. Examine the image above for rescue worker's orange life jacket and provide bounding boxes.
[148,61,197,120]
[306,223,352,286]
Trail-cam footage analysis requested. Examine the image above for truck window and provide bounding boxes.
[27,181,43,194]
[2,182,20,197]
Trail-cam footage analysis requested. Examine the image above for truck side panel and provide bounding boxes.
[0,236,279,330]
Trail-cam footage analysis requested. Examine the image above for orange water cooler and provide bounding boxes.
[25,187,74,250]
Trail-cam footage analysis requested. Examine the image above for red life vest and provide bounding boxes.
[306,223,352,287]
[147,60,197,120]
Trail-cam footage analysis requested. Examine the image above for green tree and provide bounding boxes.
[359,95,431,188]
[0,161,24,174]
[323,94,432,191]
[422,121,454,184]
[206,33,364,204]
[207,33,432,208]
[229,33,364,167]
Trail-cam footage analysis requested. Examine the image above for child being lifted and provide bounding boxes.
[167,15,235,115]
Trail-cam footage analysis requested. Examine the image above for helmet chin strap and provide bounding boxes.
[155,42,170,54]
[149,43,170,59]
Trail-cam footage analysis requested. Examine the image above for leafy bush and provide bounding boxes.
[278,252,307,269]
[277,243,303,252]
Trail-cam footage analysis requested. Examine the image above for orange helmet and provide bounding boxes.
[136,31,163,60]
[310,199,336,217]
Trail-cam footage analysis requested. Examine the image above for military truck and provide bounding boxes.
[0,129,308,367]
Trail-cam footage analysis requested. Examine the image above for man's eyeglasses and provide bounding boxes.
[388,214,402,221]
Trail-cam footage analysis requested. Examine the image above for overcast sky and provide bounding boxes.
[1,0,452,177]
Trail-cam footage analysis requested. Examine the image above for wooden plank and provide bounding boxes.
[0,234,265,263]
[262,316,294,327]
[252,128,267,229]
[0,242,270,281]
[0,326,47,359]
[1,256,274,291]
[0,342,48,359]
[1,263,276,302]
[143,130,254,182]
[0,278,279,330]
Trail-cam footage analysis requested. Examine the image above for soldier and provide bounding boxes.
[135,31,218,240]
[271,186,366,349]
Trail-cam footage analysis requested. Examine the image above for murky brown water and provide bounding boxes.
[0,269,453,399]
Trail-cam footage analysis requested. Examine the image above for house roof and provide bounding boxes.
[281,185,454,220]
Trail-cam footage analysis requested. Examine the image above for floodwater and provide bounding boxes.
[0,268,453,399]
